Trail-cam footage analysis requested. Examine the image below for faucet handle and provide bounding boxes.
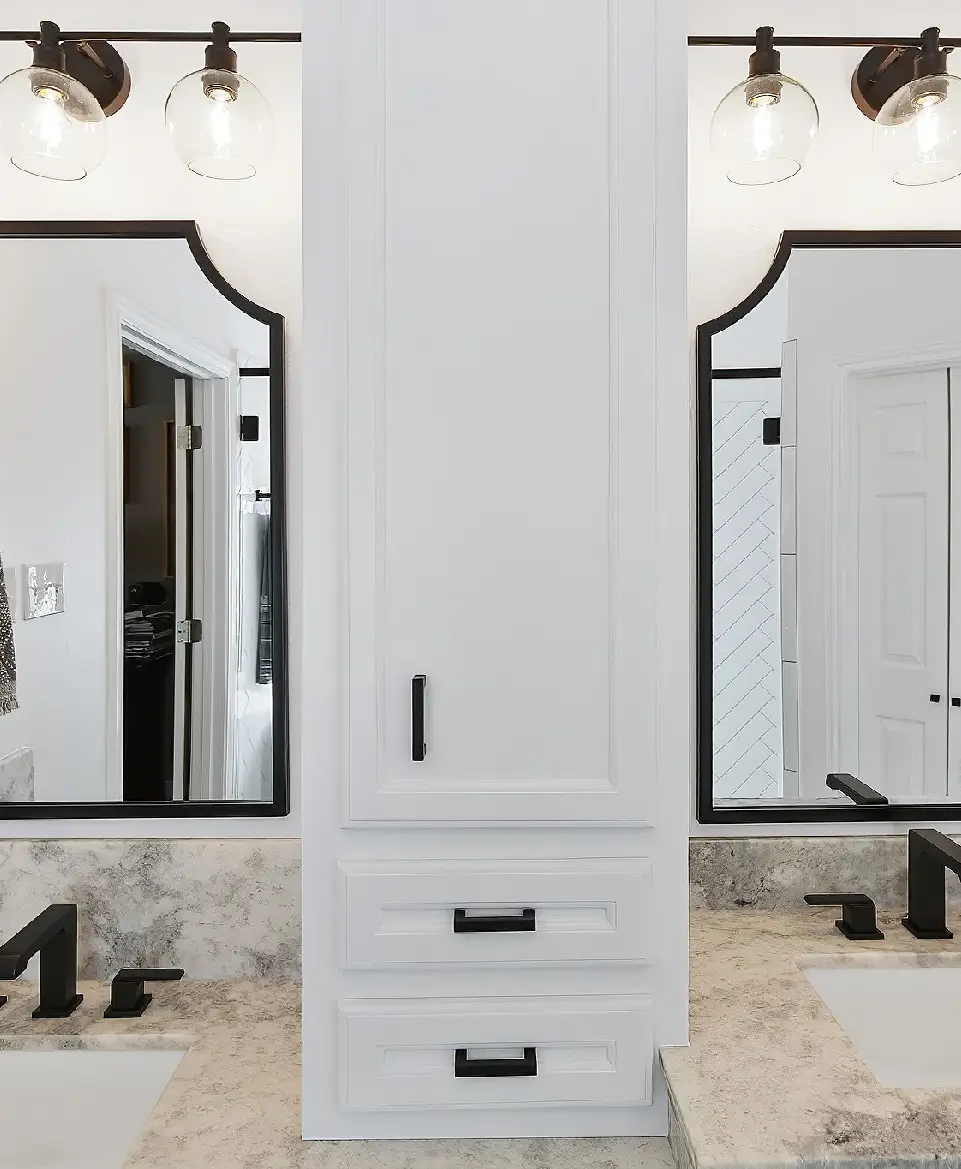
[103,968,184,1018]
[804,893,885,940]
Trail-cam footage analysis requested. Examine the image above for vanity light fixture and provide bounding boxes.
[709,27,819,186]
[693,26,961,188]
[164,21,274,181]
[0,20,117,180]
[0,22,299,181]
[869,28,961,186]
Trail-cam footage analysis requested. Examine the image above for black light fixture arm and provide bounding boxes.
[0,29,301,44]
[690,32,959,49]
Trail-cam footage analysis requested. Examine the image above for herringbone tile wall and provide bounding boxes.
[712,380,782,799]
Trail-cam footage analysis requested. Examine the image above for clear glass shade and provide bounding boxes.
[0,65,106,180]
[165,67,274,180]
[874,72,961,186]
[710,72,819,186]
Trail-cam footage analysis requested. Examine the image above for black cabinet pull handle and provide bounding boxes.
[453,908,536,933]
[953,698,961,708]
[455,1048,537,1078]
[931,694,942,703]
[412,675,427,761]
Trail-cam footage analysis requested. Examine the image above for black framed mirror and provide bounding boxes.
[698,230,961,824]
[0,221,288,818]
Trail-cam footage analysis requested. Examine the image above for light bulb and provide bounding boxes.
[165,23,274,180]
[0,23,106,180]
[36,88,70,148]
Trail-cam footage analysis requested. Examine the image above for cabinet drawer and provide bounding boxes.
[339,995,653,1112]
[339,858,653,968]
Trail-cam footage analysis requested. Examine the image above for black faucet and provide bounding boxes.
[0,904,83,1018]
[902,829,961,939]
[804,893,884,940]
[826,774,889,806]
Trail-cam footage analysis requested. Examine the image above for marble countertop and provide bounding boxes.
[662,909,961,1169]
[0,978,673,1169]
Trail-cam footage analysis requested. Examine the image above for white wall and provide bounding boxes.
[0,0,301,836]
[0,238,268,802]
[689,0,961,835]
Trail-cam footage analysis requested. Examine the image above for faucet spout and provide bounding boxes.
[903,830,961,939]
[0,904,83,1018]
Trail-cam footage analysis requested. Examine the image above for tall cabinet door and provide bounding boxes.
[346,0,657,823]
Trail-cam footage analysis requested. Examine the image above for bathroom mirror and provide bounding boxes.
[698,231,961,824]
[0,222,287,818]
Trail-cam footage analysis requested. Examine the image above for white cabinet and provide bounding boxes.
[345,0,658,825]
[303,0,688,1143]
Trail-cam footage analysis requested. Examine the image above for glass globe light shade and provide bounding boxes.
[165,66,274,180]
[710,72,819,186]
[874,71,961,186]
[0,64,106,180]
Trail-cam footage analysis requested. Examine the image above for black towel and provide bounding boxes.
[256,517,273,686]
[0,554,17,716]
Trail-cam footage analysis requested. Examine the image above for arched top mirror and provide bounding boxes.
[0,221,288,818]
[697,230,961,823]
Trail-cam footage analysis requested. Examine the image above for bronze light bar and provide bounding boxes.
[0,31,301,43]
[689,35,961,48]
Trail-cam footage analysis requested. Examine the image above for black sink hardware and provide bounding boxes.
[454,1048,537,1077]
[804,893,884,940]
[453,908,536,933]
[902,828,961,939]
[104,968,185,1018]
[412,674,427,761]
[825,773,889,806]
[0,904,83,1018]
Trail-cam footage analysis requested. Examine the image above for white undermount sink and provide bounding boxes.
[804,962,961,1089]
[0,1049,184,1169]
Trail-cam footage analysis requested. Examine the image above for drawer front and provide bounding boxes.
[339,995,654,1111]
[339,858,653,968]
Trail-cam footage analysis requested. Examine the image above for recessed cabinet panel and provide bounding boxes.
[340,858,654,968]
[346,0,657,823]
[339,995,654,1112]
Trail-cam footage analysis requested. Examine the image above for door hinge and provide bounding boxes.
[176,425,202,451]
[239,415,260,442]
[762,417,781,445]
[176,619,203,645]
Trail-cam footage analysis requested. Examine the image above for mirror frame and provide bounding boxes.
[697,229,961,824]
[0,220,289,819]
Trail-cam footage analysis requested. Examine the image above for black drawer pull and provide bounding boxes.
[412,675,427,761]
[455,1048,537,1078]
[453,908,536,933]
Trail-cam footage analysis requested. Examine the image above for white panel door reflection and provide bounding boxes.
[855,368,949,801]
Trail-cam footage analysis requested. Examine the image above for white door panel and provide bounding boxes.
[857,368,949,800]
[347,0,656,824]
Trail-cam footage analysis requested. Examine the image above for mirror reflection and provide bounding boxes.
[705,240,961,813]
[0,233,282,808]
